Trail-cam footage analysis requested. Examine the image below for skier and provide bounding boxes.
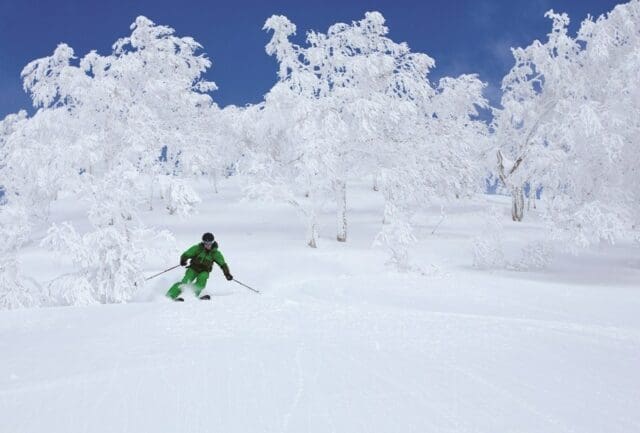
[167,232,233,301]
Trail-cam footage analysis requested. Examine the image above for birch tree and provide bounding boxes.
[494,1,640,247]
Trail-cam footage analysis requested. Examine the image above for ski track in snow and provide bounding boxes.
[282,343,305,433]
[2,292,639,433]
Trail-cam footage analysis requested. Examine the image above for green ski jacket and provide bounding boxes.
[181,243,226,274]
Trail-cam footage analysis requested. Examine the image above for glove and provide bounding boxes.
[225,273,233,281]
[180,257,188,267]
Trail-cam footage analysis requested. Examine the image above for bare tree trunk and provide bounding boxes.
[211,169,219,194]
[527,189,537,211]
[531,188,537,209]
[512,186,524,222]
[381,182,393,225]
[307,213,318,248]
[335,180,347,242]
[498,150,526,222]
[148,177,154,211]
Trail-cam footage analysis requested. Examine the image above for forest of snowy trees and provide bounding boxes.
[1,1,640,308]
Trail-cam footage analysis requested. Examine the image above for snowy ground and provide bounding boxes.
[2,180,640,433]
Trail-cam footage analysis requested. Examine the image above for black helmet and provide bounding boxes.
[202,232,215,242]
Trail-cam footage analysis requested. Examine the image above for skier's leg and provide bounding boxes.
[193,271,210,297]
[166,268,198,299]
[166,282,183,299]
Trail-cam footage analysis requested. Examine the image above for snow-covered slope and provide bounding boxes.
[2,181,639,433]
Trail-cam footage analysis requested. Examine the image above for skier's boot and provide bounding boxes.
[199,294,211,300]
[174,297,185,302]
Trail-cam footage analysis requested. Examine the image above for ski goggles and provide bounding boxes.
[203,241,214,246]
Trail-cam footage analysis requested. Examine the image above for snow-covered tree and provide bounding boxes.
[494,1,640,247]
[0,111,53,308]
[493,10,581,222]
[241,83,328,248]
[0,203,38,309]
[258,12,488,260]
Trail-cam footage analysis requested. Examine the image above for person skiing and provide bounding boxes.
[167,232,233,301]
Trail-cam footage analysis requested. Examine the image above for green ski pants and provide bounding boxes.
[167,268,210,299]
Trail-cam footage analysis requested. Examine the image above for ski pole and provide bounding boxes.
[431,214,446,235]
[233,279,260,294]
[145,264,181,281]
[431,206,446,235]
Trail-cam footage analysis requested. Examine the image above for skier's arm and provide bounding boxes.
[180,244,200,266]
[221,264,233,280]
[214,250,233,280]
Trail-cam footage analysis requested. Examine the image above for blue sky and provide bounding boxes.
[0,0,624,118]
